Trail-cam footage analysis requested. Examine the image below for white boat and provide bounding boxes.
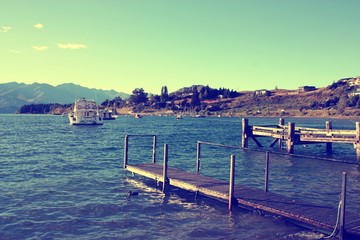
[68,98,103,125]
[176,114,183,120]
[102,109,116,120]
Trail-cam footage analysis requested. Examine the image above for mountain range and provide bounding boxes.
[0,82,129,113]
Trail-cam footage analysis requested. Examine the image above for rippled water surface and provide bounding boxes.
[1,115,359,239]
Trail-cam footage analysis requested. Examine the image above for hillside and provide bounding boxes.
[0,82,129,113]
[197,84,360,118]
[117,81,360,118]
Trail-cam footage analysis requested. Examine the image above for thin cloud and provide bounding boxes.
[1,26,11,33]
[34,23,44,29]
[9,49,22,54]
[57,43,87,49]
[33,45,48,51]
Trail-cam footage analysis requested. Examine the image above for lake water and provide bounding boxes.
[1,115,359,239]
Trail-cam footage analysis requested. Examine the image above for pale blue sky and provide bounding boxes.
[1,0,359,94]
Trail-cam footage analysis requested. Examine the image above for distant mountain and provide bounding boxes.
[0,82,129,113]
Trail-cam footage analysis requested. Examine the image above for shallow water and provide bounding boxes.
[1,115,359,239]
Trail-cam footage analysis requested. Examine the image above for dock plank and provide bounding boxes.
[125,163,360,239]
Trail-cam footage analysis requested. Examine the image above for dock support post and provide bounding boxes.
[326,121,332,155]
[279,118,285,126]
[242,118,249,148]
[264,152,269,192]
[124,135,129,169]
[287,122,295,154]
[356,122,360,162]
[339,172,347,240]
[229,154,235,211]
[152,135,157,163]
[196,141,201,175]
[162,144,169,193]
[279,118,285,149]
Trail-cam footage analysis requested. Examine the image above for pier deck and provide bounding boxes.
[125,163,360,239]
[242,118,360,161]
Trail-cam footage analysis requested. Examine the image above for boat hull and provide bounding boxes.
[68,98,104,126]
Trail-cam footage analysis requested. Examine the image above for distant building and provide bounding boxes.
[349,77,360,86]
[298,86,316,93]
[338,77,360,86]
[348,86,360,97]
[254,89,271,96]
[339,77,353,83]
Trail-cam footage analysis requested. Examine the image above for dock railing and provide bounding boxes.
[123,134,157,168]
[197,142,271,193]
[196,141,240,175]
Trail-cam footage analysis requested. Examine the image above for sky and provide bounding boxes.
[1,0,360,95]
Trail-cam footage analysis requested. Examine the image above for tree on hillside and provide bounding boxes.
[129,88,148,105]
[161,86,169,102]
[101,96,123,107]
[337,95,348,113]
[191,88,201,106]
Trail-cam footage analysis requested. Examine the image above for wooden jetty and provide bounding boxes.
[123,135,360,240]
[242,118,360,161]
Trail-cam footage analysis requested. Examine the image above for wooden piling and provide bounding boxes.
[326,121,332,155]
[229,154,235,211]
[356,122,360,161]
[287,122,295,154]
[196,141,201,175]
[242,118,249,148]
[152,135,157,163]
[279,118,285,150]
[339,172,347,240]
[162,144,169,193]
[279,118,285,126]
[124,135,129,169]
[264,151,269,192]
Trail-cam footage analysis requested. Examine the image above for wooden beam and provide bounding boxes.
[162,144,169,193]
[287,122,295,154]
[196,141,201,175]
[339,172,347,240]
[279,118,285,126]
[242,118,249,148]
[264,152,270,192]
[326,121,332,155]
[251,136,263,147]
[229,154,235,211]
[124,135,129,169]
[269,138,278,147]
[152,136,157,163]
[356,122,360,162]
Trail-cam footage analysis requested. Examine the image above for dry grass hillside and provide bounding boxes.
[209,86,360,118]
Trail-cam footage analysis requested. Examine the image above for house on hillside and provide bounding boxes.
[339,77,353,83]
[349,77,360,86]
[339,77,360,86]
[298,86,316,93]
[348,88,360,97]
[254,89,271,96]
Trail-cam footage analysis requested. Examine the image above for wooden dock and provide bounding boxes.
[123,135,360,240]
[242,118,360,161]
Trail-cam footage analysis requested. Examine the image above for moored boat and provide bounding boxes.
[102,109,116,120]
[68,98,103,125]
[176,114,183,120]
